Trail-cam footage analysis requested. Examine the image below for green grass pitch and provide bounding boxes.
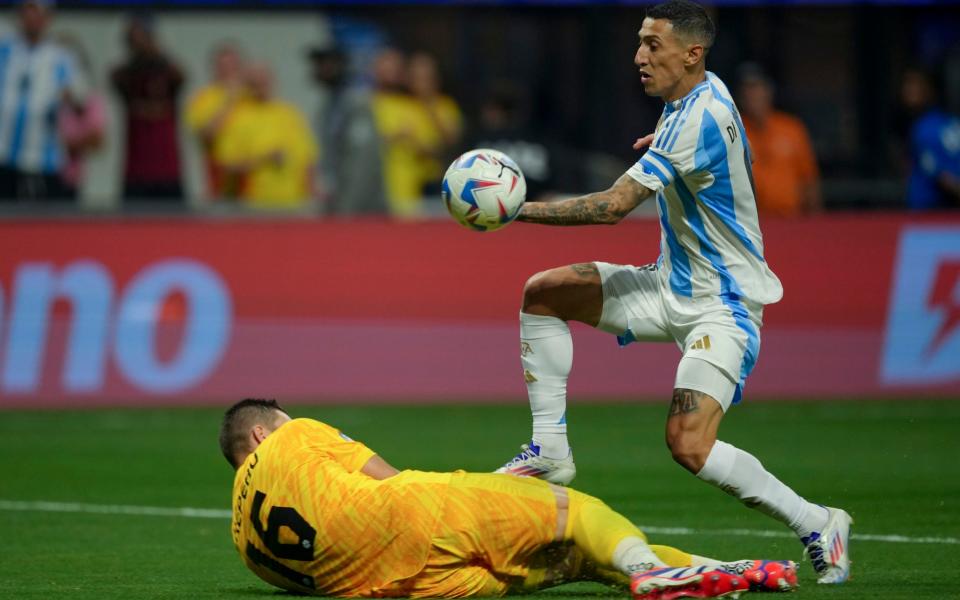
[2,399,959,599]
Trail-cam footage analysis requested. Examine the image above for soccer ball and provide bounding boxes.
[441,149,526,232]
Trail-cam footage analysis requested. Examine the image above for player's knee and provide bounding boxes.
[522,269,566,315]
[666,431,711,474]
[522,265,602,321]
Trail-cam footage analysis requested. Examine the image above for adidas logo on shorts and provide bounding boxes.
[691,335,712,350]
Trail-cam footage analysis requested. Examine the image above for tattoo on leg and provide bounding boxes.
[570,263,599,279]
[626,562,659,576]
[668,389,702,417]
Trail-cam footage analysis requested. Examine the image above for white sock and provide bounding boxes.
[612,536,667,575]
[520,311,571,459]
[689,554,722,567]
[696,440,829,540]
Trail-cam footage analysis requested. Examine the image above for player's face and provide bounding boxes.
[634,18,690,100]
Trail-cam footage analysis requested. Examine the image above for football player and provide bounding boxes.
[493,0,850,583]
[221,398,797,599]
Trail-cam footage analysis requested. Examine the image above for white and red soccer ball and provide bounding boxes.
[442,149,527,232]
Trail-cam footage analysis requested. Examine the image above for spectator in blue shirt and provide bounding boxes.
[0,0,87,202]
[901,68,960,210]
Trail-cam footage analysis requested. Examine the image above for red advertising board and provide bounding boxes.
[0,214,957,407]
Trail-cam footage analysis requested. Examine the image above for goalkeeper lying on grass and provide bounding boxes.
[220,399,798,599]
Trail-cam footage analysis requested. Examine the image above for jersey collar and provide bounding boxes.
[665,78,710,114]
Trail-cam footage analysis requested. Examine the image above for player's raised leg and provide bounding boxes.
[496,263,605,484]
[666,359,851,584]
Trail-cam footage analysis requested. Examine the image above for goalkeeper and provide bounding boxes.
[220,399,795,599]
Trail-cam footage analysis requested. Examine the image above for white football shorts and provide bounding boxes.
[594,261,764,412]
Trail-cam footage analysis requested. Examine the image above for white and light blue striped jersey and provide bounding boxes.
[627,71,783,306]
[0,34,87,174]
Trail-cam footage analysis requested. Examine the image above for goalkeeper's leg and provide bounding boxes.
[524,486,710,590]
[516,483,790,596]
[565,488,701,581]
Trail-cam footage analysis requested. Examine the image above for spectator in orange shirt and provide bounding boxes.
[737,64,821,217]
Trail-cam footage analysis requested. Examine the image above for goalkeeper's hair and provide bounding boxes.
[219,398,287,468]
[647,0,716,51]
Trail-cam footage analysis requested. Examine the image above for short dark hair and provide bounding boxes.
[647,0,716,50]
[218,398,287,468]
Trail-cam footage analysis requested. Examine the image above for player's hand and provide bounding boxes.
[633,133,655,151]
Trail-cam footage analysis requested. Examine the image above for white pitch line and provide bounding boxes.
[0,499,231,519]
[640,525,960,545]
[1,499,957,546]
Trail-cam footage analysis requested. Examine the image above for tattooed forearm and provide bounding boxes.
[517,175,652,226]
[668,388,702,417]
[517,193,621,225]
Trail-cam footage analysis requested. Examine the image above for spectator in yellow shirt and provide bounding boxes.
[216,62,319,210]
[371,48,430,218]
[409,52,463,191]
[186,42,247,199]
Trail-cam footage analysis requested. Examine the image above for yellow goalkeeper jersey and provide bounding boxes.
[230,418,453,597]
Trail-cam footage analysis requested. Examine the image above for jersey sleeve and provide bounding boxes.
[626,109,700,192]
[293,418,377,474]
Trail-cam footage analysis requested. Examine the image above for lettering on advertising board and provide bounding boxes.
[882,227,960,385]
[0,259,233,396]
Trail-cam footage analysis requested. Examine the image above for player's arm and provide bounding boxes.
[361,455,400,479]
[295,419,401,479]
[517,174,653,226]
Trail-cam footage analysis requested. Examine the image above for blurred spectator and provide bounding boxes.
[56,33,107,200]
[0,0,87,202]
[216,61,318,209]
[467,82,557,201]
[186,41,247,200]
[370,48,428,218]
[408,52,463,194]
[111,13,184,202]
[900,68,960,210]
[737,64,821,217]
[307,43,386,215]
